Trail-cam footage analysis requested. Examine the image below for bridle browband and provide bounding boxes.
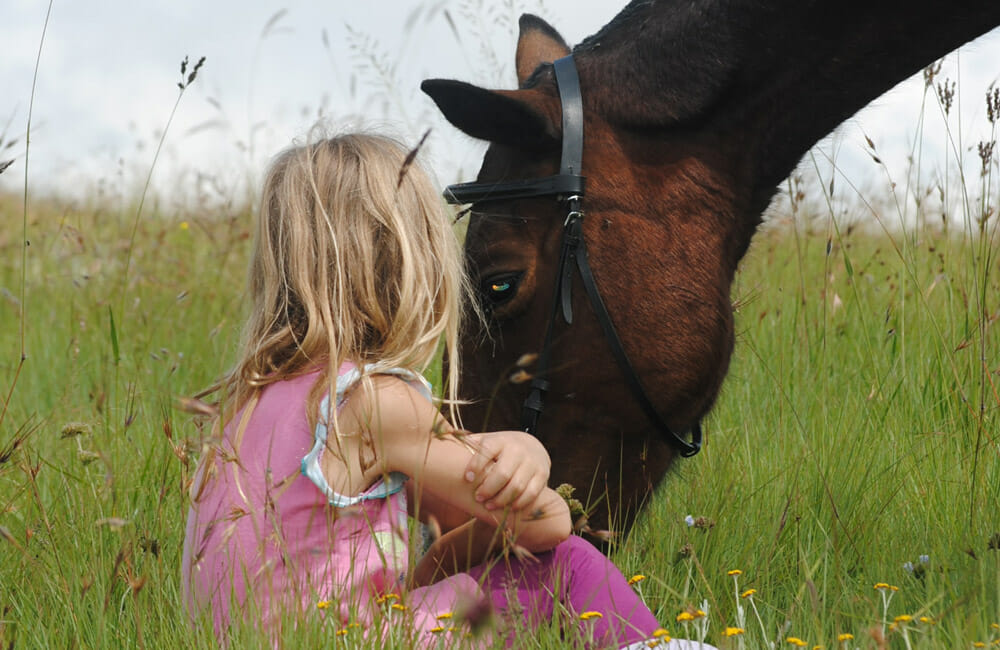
[444,55,702,458]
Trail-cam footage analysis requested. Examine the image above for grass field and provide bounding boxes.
[1,153,997,649]
[1,4,999,644]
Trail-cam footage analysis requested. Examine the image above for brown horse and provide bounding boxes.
[421,1,1000,539]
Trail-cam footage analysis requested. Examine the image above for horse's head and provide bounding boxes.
[423,15,739,535]
[423,1,1000,537]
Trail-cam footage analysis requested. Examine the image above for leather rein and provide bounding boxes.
[444,55,702,458]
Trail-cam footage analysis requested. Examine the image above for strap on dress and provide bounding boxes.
[300,364,432,507]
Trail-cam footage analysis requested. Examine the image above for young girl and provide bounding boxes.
[181,132,715,649]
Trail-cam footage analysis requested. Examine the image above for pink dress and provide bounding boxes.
[181,364,481,645]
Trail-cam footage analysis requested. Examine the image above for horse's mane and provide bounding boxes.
[576,0,658,53]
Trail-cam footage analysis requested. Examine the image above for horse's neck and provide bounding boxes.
[578,0,1000,201]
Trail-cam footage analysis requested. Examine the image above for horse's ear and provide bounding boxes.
[421,80,559,152]
[516,14,570,87]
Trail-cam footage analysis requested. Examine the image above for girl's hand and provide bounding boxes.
[462,431,551,511]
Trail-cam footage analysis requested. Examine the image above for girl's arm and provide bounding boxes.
[341,375,571,553]
[409,429,553,532]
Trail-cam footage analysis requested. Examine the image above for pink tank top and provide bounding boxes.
[181,364,481,644]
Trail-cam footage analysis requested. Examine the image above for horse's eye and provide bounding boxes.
[480,272,522,309]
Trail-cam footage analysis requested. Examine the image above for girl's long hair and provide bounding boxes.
[202,130,471,439]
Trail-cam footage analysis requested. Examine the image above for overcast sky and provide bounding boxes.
[2,1,999,213]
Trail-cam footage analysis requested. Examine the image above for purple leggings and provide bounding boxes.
[467,536,659,648]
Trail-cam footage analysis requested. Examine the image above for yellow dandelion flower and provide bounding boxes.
[652,628,670,638]
[894,615,912,624]
[391,603,407,611]
[725,627,745,637]
[335,628,348,636]
[628,574,647,585]
[180,221,189,231]
[741,589,757,598]
[873,582,890,590]
[786,637,807,647]
[837,633,854,641]
[973,643,985,648]
[694,609,707,619]
[919,616,934,625]
[676,612,695,623]
[347,622,361,629]
[437,612,453,620]
[813,646,823,650]
[580,611,604,620]
[890,585,899,591]
[992,623,1000,630]
[430,626,445,633]
[727,569,743,576]
[316,600,331,610]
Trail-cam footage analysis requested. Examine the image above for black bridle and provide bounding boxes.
[444,55,702,458]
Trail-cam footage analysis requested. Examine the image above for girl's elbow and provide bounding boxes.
[549,499,572,542]
[531,519,572,552]
[521,499,572,551]
[549,514,573,547]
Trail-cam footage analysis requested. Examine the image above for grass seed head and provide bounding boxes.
[978,141,995,179]
[987,84,999,124]
[923,60,943,88]
[937,78,956,115]
[59,422,91,438]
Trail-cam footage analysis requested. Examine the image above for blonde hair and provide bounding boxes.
[206,131,469,432]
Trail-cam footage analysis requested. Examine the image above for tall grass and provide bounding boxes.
[2,146,996,650]
[1,6,999,650]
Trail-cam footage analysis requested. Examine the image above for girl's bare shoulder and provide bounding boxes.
[339,373,450,453]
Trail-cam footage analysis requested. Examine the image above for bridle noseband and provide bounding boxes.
[444,55,702,458]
